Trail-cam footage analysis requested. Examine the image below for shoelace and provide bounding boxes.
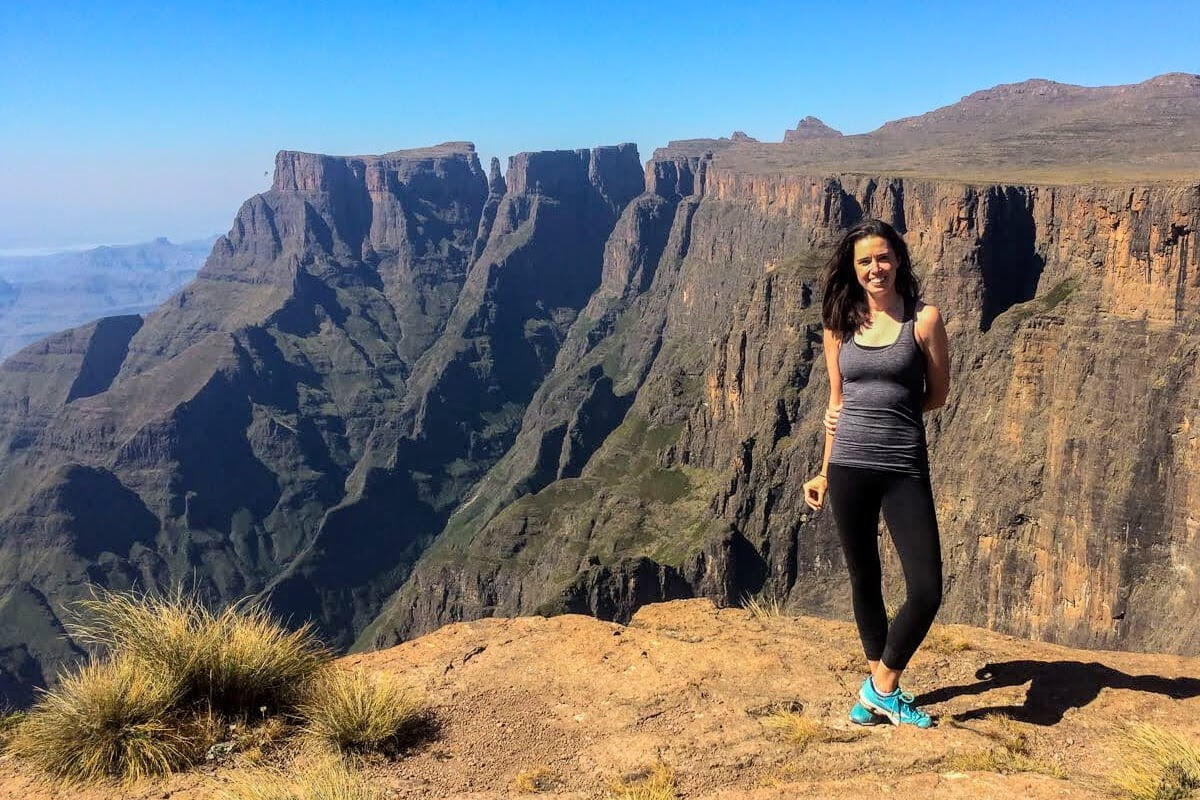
[897,692,929,720]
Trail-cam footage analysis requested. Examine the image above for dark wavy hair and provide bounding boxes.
[820,218,920,338]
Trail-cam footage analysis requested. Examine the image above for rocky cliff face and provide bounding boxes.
[0,141,642,705]
[367,164,1200,662]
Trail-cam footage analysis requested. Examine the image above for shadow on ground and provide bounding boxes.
[920,659,1200,725]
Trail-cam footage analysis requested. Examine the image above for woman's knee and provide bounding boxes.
[908,572,943,614]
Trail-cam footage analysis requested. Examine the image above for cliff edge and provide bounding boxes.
[3,598,1199,798]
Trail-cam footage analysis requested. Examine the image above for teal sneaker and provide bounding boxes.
[859,677,933,728]
[848,700,886,726]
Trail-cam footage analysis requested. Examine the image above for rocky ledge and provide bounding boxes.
[3,598,1198,799]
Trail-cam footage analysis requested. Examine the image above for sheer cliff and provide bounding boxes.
[366,169,1200,662]
[0,141,642,705]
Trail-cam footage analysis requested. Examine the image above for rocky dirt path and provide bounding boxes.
[4,598,1200,798]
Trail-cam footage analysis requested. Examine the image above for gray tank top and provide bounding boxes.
[829,299,928,476]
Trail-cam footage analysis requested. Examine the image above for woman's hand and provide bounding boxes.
[803,474,828,511]
[824,404,842,437]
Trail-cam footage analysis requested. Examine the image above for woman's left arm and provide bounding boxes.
[916,304,950,412]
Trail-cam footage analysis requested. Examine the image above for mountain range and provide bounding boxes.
[0,237,214,359]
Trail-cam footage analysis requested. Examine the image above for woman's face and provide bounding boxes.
[852,235,898,297]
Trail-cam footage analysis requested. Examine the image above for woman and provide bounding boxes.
[802,218,950,728]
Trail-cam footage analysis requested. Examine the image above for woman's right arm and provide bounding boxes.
[805,329,842,510]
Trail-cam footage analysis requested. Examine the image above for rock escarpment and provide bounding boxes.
[368,167,1200,662]
[0,142,642,705]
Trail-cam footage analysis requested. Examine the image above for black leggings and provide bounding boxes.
[826,463,943,671]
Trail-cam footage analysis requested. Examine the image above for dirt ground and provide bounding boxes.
[4,597,1199,798]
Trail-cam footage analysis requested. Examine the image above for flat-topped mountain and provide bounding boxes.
[1,74,1198,709]
[658,73,1200,182]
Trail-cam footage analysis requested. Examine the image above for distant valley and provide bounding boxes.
[0,237,215,360]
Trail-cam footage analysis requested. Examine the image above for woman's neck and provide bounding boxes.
[866,290,904,316]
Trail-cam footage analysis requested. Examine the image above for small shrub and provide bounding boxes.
[513,766,558,793]
[72,589,329,714]
[611,762,676,800]
[214,758,383,800]
[297,666,423,753]
[11,657,197,783]
[1111,724,1200,800]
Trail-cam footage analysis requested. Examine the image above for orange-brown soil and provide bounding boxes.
[3,598,1198,798]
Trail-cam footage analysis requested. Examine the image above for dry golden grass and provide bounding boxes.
[742,592,783,620]
[610,762,677,800]
[760,708,863,750]
[10,657,198,783]
[212,757,384,800]
[219,715,294,765]
[761,709,827,750]
[72,589,330,714]
[513,766,558,793]
[297,666,424,754]
[1110,724,1200,800]
[884,597,901,621]
[944,713,1064,779]
[0,709,25,750]
[922,626,974,654]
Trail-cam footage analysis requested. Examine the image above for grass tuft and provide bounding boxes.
[213,758,384,800]
[0,709,24,749]
[762,709,825,750]
[610,762,677,800]
[297,666,424,754]
[945,713,1064,779]
[513,766,558,793]
[71,589,330,714]
[10,657,198,783]
[760,709,861,750]
[1111,724,1200,800]
[742,591,783,620]
[922,626,974,655]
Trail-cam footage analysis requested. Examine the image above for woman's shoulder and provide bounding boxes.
[912,300,943,339]
[913,299,942,324]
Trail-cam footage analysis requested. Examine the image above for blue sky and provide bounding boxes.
[1,0,1196,251]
